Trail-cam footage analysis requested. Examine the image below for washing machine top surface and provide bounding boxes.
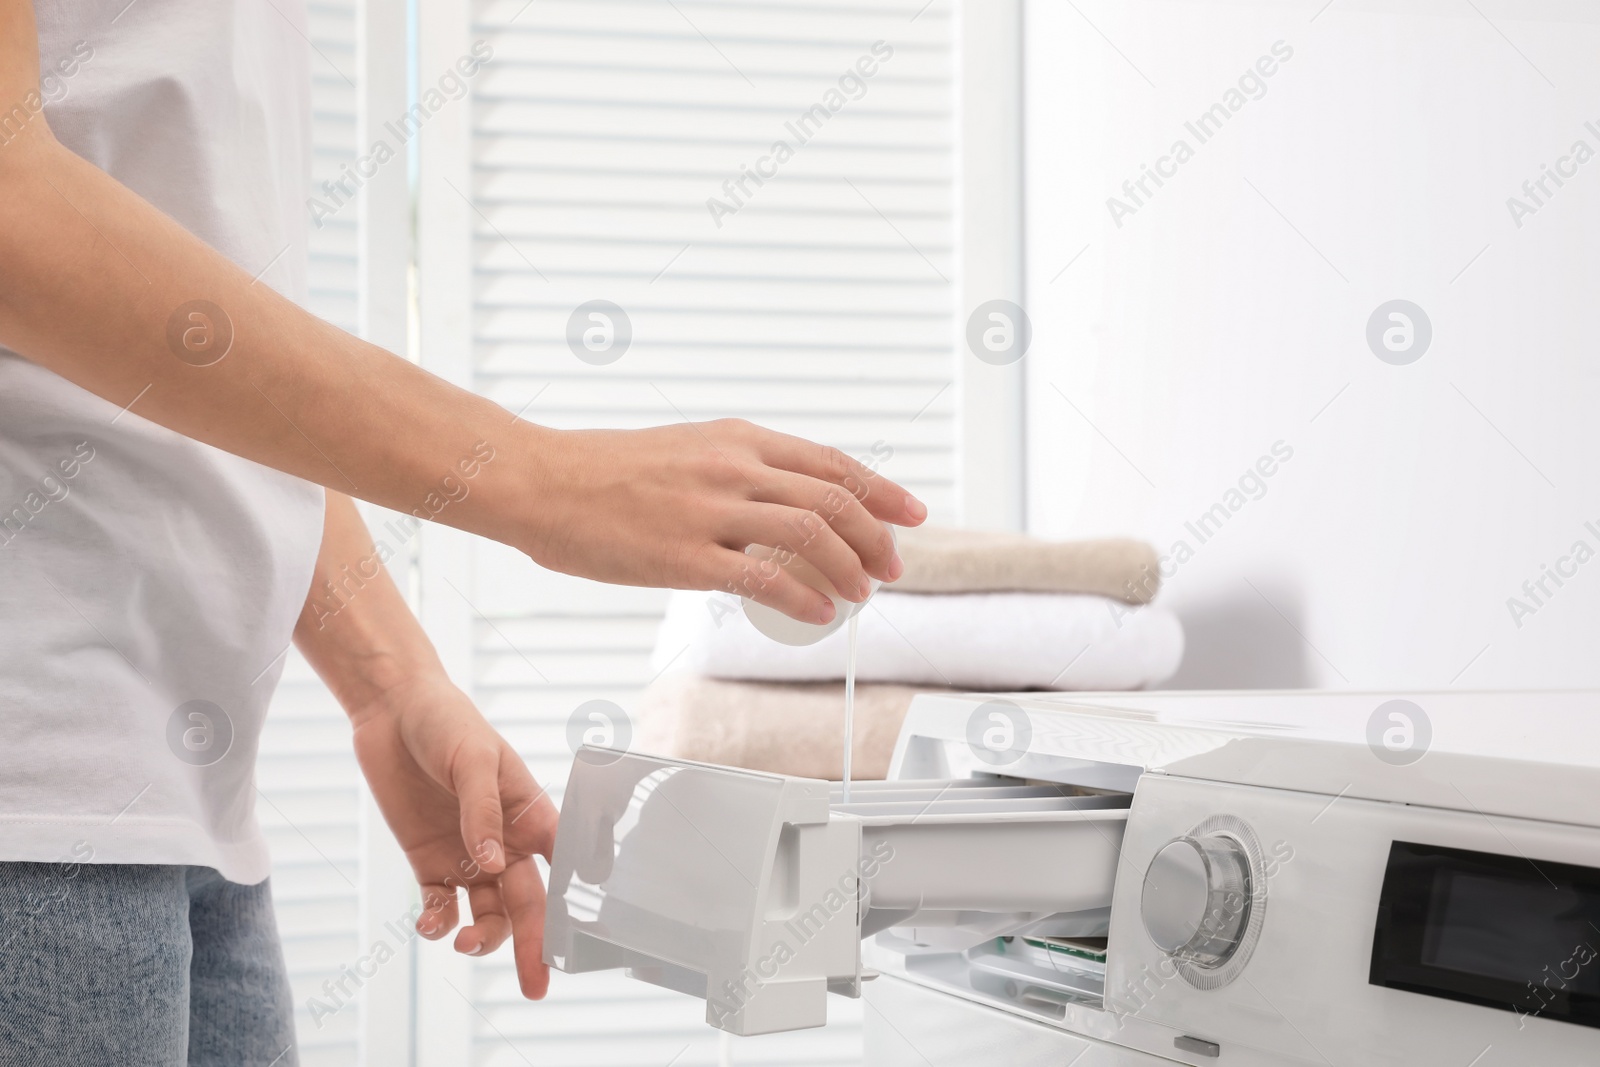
[891,689,1600,826]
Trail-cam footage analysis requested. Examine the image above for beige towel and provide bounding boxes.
[634,675,946,781]
[894,525,1161,604]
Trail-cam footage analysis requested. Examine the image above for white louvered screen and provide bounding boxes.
[257,3,366,1065]
[448,1,958,1063]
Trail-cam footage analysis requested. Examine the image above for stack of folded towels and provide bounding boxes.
[635,526,1183,780]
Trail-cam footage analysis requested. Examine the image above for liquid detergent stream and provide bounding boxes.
[841,612,860,804]
[739,525,894,804]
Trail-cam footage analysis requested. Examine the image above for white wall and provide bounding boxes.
[1020,0,1600,689]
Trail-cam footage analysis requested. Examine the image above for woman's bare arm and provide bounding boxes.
[0,1,924,621]
[292,493,559,996]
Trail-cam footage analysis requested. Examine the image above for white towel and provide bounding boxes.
[651,590,1184,691]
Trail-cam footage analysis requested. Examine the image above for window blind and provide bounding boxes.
[452,1,957,1064]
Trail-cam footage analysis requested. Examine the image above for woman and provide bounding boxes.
[0,2,924,1062]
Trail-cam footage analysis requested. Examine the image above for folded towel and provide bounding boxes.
[634,675,937,780]
[652,590,1184,691]
[895,526,1161,604]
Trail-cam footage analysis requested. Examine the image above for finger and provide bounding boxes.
[455,882,514,957]
[708,546,835,625]
[754,472,900,585]
[416,883,459,940]
[502,763,559,862]
[757,436,927,527]
[502,854,551,999]
[453,744,506,875]
[738,504,870,604]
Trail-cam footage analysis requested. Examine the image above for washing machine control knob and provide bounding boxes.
[1140,833,1253,969]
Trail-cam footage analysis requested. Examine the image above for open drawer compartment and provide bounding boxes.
[833,780,1127,938]
[544,748,1128,1035]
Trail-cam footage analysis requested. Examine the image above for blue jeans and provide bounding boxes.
[0,862,298,1066]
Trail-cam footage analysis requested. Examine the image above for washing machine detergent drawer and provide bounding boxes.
[543,747,1127,1036]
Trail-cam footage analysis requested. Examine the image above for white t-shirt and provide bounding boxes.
[0,1,326,883]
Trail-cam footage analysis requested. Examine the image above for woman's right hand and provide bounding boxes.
[518,419,926,623]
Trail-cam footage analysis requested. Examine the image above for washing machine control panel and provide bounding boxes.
[1106,774,1600,1066]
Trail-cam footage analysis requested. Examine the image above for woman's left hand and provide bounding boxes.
[347,672,558,999]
